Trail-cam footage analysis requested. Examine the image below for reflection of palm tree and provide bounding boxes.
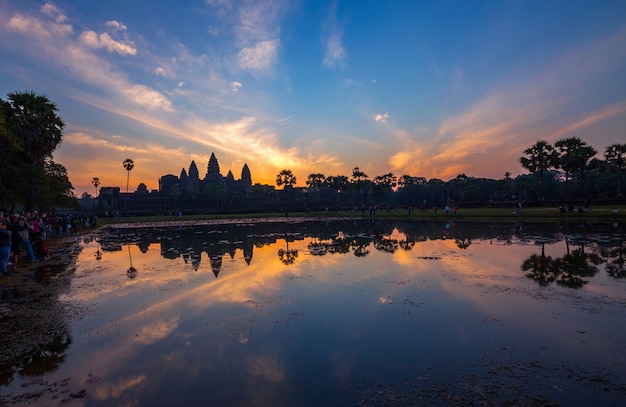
[278,249,298,265]
[455,236,472,249]
[127,245,137,279]
[18,332,72,377]
[373,236,398,253]
[278,240,298,265]
[605,240,626,278]
[331,235,351,254]
[521,243,558,286]
[553,246,599,289]
[399,239,415,251]
[351,238,370,257]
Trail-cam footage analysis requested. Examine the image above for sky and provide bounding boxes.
[1,0,625,197]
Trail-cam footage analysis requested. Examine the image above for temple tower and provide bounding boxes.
[205,152,222,182]
[241,163,252,187]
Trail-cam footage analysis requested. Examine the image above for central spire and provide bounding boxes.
[205,152,222,181]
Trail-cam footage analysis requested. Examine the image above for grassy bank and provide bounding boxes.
[98,205,625,225]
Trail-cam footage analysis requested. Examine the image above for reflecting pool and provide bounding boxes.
[1,219,626,406]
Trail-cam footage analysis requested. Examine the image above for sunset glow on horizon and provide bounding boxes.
[1,1,625,197]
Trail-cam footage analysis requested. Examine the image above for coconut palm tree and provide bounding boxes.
[122,159,134,193]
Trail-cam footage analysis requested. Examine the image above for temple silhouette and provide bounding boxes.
[158,152,252,196]
[96,152,277,215]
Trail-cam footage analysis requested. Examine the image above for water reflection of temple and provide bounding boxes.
[96,219,626,284]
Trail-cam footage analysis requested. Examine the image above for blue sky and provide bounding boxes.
[1,0,625,197]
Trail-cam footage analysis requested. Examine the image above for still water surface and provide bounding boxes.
[1,219,625,406]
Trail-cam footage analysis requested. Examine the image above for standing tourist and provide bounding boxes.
[17,216,37,262]
[0,213,12,276]
[6,215,23,269]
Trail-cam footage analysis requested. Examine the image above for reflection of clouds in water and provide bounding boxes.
[93,375,147,401]
[246,355,285,382]
[134,317,179,345]
[39,221,625,406]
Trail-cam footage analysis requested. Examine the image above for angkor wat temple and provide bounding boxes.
[158,152,252,196]
[96,152,279,215]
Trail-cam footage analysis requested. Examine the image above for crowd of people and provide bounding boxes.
[0,211,97,276]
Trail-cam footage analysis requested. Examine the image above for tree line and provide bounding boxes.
[273,137,625,209]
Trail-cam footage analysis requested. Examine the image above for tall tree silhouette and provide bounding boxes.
[276,169,296,188]
[5,91,65,211]
[91,177,100,198]
[520,140,557,201]
[555,137,597,198]
[122,158,134,193]
[604,143,626,197]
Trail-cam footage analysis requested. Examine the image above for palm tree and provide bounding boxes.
[554,137,597,198]
[91,177,100,210]
[6,91,65,211]
[520,140,557,201]
[604,143,626,197]
[351,167,369,203]
[122,159,134,193]
[324,175,349,192]
[351,167,367,183]
[306,173,326,190]
[372,172,397,200]
[91,177,100,197]
[276,169,296,189]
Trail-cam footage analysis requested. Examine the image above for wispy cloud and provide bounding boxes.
[551,100,626,140]
[80,20,135,55]
[237,39,278,71]
[233,0,287,72]
[321,6,346,68]
[40,2,68,24]
[2,4,170,112]
[322,32,345,68]
[79,30,136,55]
[106,20,127,31]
